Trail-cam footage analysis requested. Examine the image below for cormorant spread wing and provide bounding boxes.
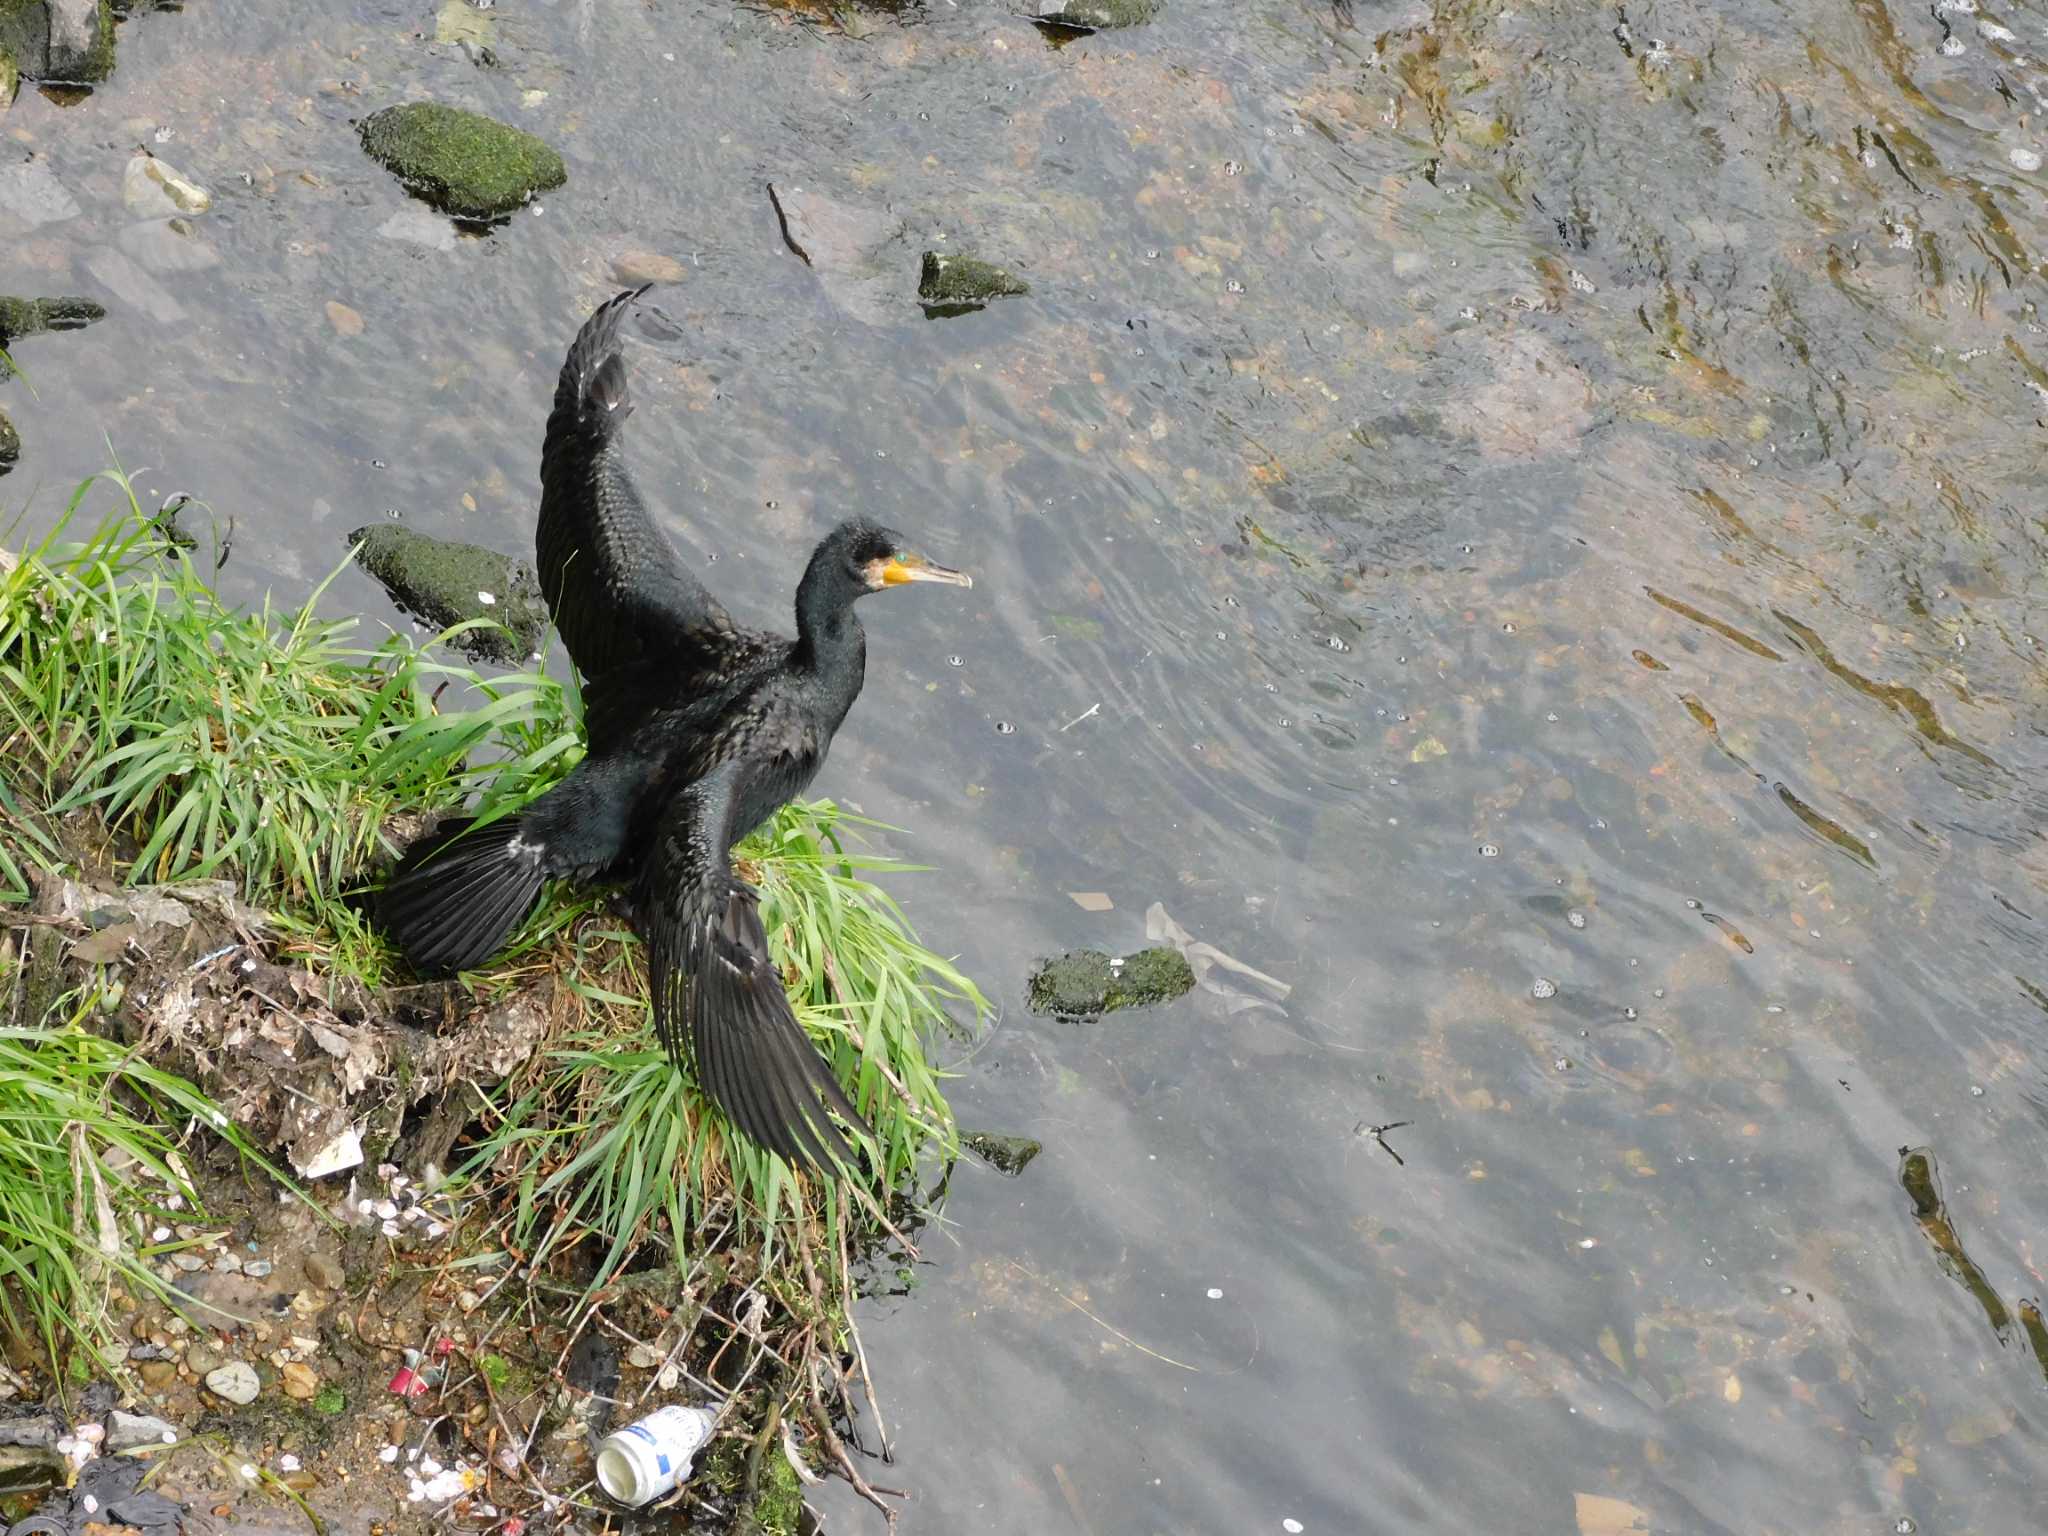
[639,757,875,1169]
[536,285,746,690]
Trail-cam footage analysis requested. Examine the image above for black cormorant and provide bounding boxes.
[377,286,972,1169]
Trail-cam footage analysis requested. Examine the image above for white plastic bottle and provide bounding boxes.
[594,1403,720,1506]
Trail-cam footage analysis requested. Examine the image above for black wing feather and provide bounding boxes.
[640,769,874,1170]
[535,287,743,687]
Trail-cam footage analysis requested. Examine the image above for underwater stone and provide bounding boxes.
[0,44,17,106]
[0,406,18,472]
[962,1131,1043,1176]
[358,102,565,222]
[918,251,1029,313]
[347,523,549,664]
[1027,946,1196,1019]
[1028,0,1160,30]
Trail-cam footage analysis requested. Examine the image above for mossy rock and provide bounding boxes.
[1026,945,1194,1019]
[347,523,549,664]
[358,102,565,222]
[0,0,116,84]
[1028,0,1159,30]
[0,295,105,343]
[1,46,18,106]
[918,251,1028,315]
[962,1131,1042,1176]
[0,406,18,472]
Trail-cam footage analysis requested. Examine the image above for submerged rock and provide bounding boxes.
[0,406,18,473]
[962,1131,1043,1176]
[347,523,548,663]
[1028,0,1159,31]
[0,293,105,342]
[918,251,1029,316]
[767,180,907,324]
[358,102,565,222]
[0,45,17,107]
[1027,946,1196,1019]
[0,0,116,84]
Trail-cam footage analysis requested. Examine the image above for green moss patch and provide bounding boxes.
[1027,945,1195,1019]
[358,101,565,222]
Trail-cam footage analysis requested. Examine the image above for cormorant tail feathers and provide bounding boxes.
[377,816,547,976]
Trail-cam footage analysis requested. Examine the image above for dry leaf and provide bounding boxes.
[1068,891,1113,912]
[325,300,364,337]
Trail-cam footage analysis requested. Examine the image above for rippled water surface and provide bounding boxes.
[9,0,2048,1529]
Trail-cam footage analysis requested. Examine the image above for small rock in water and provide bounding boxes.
[204,1362,261,1406]
[613,249,687,286]
[1027,947,1196,1019]
[0,155,83,236]
[918,250,1029,315]
[625,1343,660,1370]
[1531,978,1557,999]
[359,102,565,222]
[122,152,211,218]
[1027,0,1162,32]
[326,300,366,337]
[377,205,459,252]
[961,1131,1043,1176]
[347,524,549,664]
[2010,146,2042,172]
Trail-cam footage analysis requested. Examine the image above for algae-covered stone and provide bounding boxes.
[0,406,18,473]
[358,102,565,222]
[1028,0,1159,30]
[0,46,18,107]
[0,294,105,341]
[0,0,116,84]
[962,1131,1043,1176]
[1027,945,1195,1019]
[918,251,1029,315]
[347,524,549,664]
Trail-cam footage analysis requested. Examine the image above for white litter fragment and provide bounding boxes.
[477,591,497,606]
[294,1125,364,1180]
[1206,1288,1224,1300]
[1284,1521,1305,1533]
[1145,902,1293,1017]
[379,1445,400,1464]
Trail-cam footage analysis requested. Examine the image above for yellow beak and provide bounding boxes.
[882,553,973,589]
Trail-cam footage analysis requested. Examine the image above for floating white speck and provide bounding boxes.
[1206,1288,1224,1299]
[476,591,496,606]
[1284,1521,1304,1533]
[1578,1237,1599,1249]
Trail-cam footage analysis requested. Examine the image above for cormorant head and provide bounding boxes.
[826,518,973,594]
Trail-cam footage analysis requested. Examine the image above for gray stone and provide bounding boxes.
[118,217,222,274]
[83,248,184,324]
[203,1360,260,1405]
[767,181,907,325]
[104,1411,181,1452]
[0,155,83,237]
[376,205,457,252]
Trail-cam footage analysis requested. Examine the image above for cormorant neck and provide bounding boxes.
[793,562,865,676]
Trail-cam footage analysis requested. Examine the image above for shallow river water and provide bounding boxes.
[7,0,2048,1531]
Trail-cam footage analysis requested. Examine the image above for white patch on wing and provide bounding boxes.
[506,835,543,861]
